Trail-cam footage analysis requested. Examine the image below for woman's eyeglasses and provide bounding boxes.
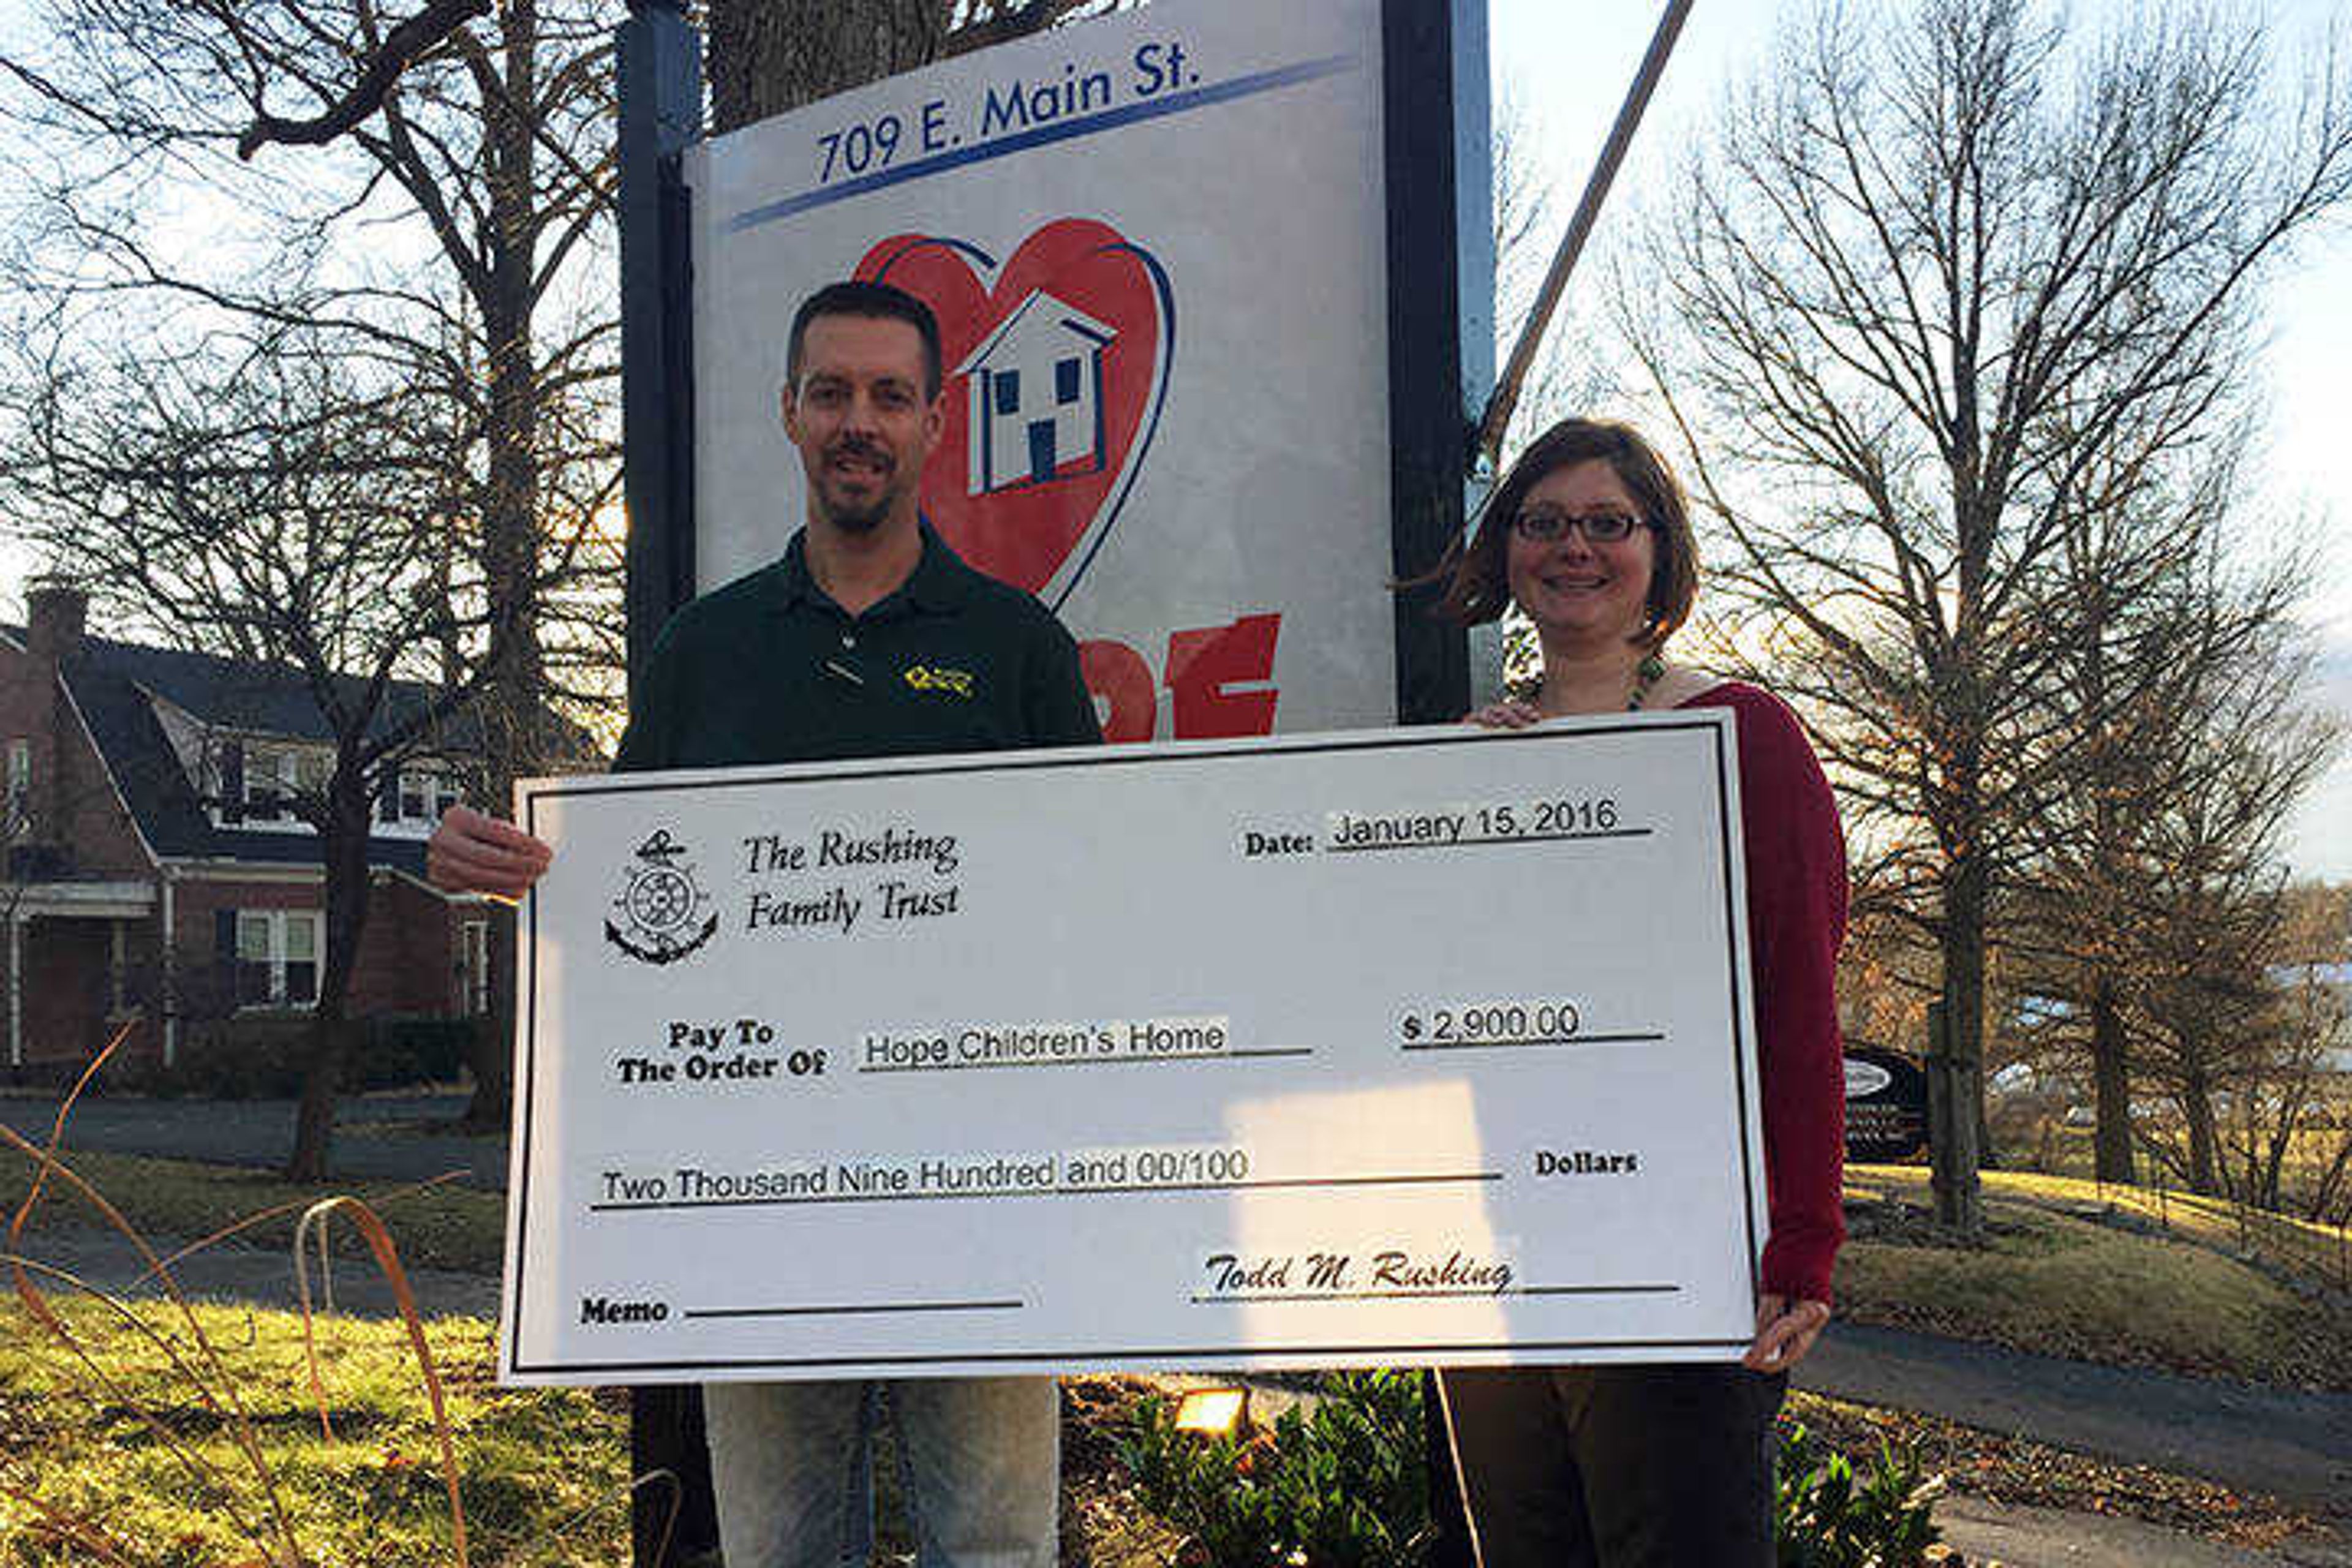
[1510,508,1648,545]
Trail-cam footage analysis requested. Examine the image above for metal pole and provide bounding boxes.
[1382,0,1487,726]
[620,0,704,685]
[1474,0,1693,463]
[618,8,707,1564]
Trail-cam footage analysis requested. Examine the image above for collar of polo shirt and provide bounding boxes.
[773,521,980,619]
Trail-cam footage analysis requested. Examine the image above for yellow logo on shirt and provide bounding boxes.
[903,663,976,699]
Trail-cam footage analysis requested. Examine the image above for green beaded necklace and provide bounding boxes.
[1627,654,1666,711]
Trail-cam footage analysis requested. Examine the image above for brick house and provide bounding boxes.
[3,579,570,1079]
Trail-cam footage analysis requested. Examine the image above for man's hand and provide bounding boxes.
[427,803,553,901]
[1743,1294,1831,1373]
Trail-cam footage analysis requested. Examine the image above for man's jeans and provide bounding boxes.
[703,1376,1057,1568]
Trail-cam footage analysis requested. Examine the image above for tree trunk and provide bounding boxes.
[285,771,376,1182]
[706,0,946,132]
[2090,976,2135,1184]
[460,0,545,1135]
[1932,850,1988,1235]
[2180,1068,2221,1196]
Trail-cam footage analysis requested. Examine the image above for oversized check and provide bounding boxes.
[499,714,1768,1385]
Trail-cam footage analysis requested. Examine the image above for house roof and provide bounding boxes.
[10,624,588,876]
[47,633,502,751]
[954,289,1115,375]
[62,645,437,872]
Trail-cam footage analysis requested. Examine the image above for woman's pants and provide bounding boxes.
[1435,1362,1786,1567]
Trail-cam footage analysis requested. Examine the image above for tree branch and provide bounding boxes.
[236,0,491,159]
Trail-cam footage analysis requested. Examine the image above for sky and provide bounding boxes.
[1488,0,2352,883]
[1,0,2345,873]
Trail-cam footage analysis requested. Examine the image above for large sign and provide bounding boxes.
[688,0,1396,742]
[499,715,1769,1384]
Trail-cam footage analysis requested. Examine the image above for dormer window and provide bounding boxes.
[208,739,330,829]
[386,764,464,826]
[237,745,328,824]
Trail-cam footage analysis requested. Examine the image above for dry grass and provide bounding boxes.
[0,1146,507,1274]
[1838,1170,2352,1390]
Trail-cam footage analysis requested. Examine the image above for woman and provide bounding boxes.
[1427,418,1847,1566]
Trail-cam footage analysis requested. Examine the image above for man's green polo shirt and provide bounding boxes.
[613,526,1102,771]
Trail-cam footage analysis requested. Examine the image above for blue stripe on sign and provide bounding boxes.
[725,53,1362,233]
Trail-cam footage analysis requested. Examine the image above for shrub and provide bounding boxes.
[1776,1417,1944,1567]
[1126,1378,1943,1568]
[1121,1370,1430,1567]
[116,1013,479,1099]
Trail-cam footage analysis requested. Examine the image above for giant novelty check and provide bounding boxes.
[499,714,1769,1385]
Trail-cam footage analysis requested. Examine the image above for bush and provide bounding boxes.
[1121,1371,1430,1568]
[1126,1378,1944,1568]
[1776,1417,1944,1567]
[366,1014,478,1090]
[117,1013,479,1099]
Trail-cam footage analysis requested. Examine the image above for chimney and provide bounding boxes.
[25,575,87,664]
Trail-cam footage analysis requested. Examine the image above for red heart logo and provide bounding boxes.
[856,220,1172,607]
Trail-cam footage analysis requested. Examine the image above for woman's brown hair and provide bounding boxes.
[1420,417,1699,648]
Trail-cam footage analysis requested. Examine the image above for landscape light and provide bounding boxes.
[1172,1386,1249,1436]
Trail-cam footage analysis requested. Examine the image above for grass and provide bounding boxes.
[1838,1166,2352,1390]
[0,1299,630,1567]
[1857,1158,2352,1275]
[0,1147,508,1275]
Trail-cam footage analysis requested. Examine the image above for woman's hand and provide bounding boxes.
[1743,1294,1831,1373]
[426,803,554,902]
[1463,698,1542,729]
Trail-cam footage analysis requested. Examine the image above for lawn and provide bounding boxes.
[0,1301,628,1567]
[1839,1164,2352,1390]
[0,1144,508,1276]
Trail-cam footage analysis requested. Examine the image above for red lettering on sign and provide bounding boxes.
[1079,613,1283,742]
[1079,639,1157,744]
[1167,614,1282,738]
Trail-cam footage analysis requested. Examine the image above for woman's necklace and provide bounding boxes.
[1626,654,1665,712]
[1524,654,1667,715]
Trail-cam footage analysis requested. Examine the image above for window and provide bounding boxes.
[6,737,29,818]
[461,920,489,1016]
[242,747,281,821]
[233,745,326,826]
[108,921,134,1017]
[396,766,464,826]
[1055,355,1082,405]
[236,910,320,1006]
[994,369,1022,416]
[244,747,292,821]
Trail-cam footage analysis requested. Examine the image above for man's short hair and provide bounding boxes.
[786,280,944,401]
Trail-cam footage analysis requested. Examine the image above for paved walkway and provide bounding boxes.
[8,1223,502,1320]
[1935,1495,2352,1567]
[0,1090,505,1187]
[1799,1321,2352,1512]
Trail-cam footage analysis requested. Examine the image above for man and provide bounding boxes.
[429,279,1099,1567]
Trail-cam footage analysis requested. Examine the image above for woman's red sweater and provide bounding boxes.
[1679,682,1849,1303]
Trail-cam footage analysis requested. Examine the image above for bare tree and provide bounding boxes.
[1,0,632,1126]
[1617,0,2352,1232]
[1,323,585,1178]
